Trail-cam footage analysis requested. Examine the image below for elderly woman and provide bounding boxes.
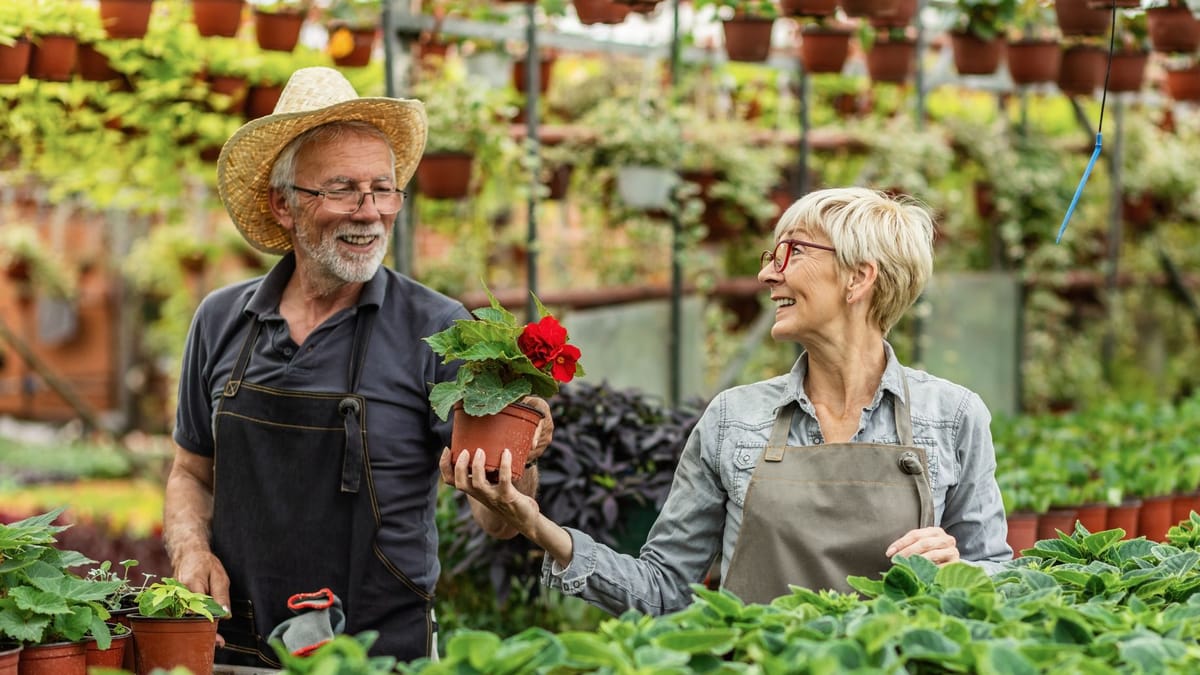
[447,187,1012,615]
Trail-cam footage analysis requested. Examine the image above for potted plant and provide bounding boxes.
[128,578,225,675]
[26,0,98,82]
[859,24,917,83]
[1143,0,1200,54]
[97,0,156,39]
[0,4,33,84]
[0,508,125,673]
[693,0,779,62]
[252,0,311,52]
[1108,12,1149,93]
[423,287,584,481]
[411,71,517,199]
[324,0,381,67]
[0,224,79,301]
[571,95,683,211]
[1005,0,1060,85]
[190,0,246,38]
[798,17,856,74]
[948,0,1018,75]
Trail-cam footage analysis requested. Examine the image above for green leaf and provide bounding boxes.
[1052,616,1093,645]
[882,564,922,600]
[651,628,738,655]
[1083,529,1125,557]
[633,645,691,669]
[461,373,532,417]
[559,632,631,669]
[444,630,501,670]
[973,642,1038,675]
[935,562,992,592]
[429,380,465,421]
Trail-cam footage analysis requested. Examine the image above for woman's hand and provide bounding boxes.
[885,527,960,565]
[442,447,542,535]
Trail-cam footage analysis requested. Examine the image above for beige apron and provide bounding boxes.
[723,377,934,602]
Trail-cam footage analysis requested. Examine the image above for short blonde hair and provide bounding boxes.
[773,187,934,334]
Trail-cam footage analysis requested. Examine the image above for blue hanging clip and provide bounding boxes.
[1056,133,1103,244]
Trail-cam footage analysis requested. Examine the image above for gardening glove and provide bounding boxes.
[266,588,346,656]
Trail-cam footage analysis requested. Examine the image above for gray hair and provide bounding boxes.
[268,121,396,211]
[773,187,934,335]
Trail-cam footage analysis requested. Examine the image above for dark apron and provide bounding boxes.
[211,308,434,667]
[723,375,934,602]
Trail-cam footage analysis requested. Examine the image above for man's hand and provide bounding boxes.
[173,549,231,647]
[885,527,960,565]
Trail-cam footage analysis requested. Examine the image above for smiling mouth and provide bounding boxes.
[774,298,796,309]
[339,233,378,247]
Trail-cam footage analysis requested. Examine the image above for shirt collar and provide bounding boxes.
[779,339,907,411]
[244,252,386,318]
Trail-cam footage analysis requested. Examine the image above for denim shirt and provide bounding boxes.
[542,342,1013,616]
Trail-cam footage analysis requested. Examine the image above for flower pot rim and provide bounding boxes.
[128,614,218,622]
[452,399,545,419]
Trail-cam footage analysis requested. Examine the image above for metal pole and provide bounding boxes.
[1101,98,1125,380]
[525,2,540,321]
[385,0,414,276]
[668,0,682,407]
[913,0,926,129]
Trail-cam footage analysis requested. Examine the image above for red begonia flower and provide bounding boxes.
[519,316,568,369]
[549,344,581,383]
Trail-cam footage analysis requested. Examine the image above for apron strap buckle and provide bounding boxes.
[764,445,785,462]
[898,451,924,475]
[223,380,241,397]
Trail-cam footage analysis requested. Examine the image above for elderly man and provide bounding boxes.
[163,67,550,667]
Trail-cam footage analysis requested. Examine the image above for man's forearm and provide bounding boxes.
[163,470,215,569]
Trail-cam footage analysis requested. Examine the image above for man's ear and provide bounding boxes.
[268,187,295,233]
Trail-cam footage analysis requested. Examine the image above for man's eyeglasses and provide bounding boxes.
[290,185,407,215]
[760,239,836,274]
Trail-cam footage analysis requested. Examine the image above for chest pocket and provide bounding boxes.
[914,438,940,489]
[726,443,762,507]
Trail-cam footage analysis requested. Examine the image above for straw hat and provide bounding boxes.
[217,67,427,254]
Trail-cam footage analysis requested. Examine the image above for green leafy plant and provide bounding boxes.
[0,507,123,648]
[324,0,382,28]
[572,96,683,169]
[423,288,584,419]
[134,578,225,620]
[0,224,79,299]
[691,0,779,18]
[85,559,153,612]
[0,4,32,45]
[952,0,1019,40]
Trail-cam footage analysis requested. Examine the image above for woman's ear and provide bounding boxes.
[846,261,878,303]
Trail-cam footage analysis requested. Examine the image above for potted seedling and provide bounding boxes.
[424,286,583,481]
[129,578,225,675]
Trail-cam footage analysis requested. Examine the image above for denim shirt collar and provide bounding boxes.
[244,252,386,319]
[779,340,908,416]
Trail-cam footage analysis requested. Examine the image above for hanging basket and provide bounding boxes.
[191,0,245,38]
[1006,39,1060,85]
[1147,7,1200,54]
[0,39,31,84]
[799,26,852,74]
[1054,0,1110,36]
[865,38,915,83]
[99,0,155,39]
[1107,50,1147,93]
[253,8,305,52]
[28,36,78,82]
[416,152,475,199]
[1057,44,1105,96]
[449,401,544,482]
[949,32,1004,76]
[245,83,284,120]
[330,24,377,68]
[512,53,556,95]
[616,165,677,210]
[1165,64,1200,102]
[869,0,916,27]
[572,0,631,25]
[721,16,775,63]
[779,0,836,17]
[839,0,897,18]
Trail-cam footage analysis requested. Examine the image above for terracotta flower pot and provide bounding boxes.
[0,644,21,675]
[449,400,544,482]
[1006,40,1060,86]
[253,8,305,52]
[0,39,31,84]
[1165,64,1200,103]
[1075,502,1108,533]
[18,641,86,675]
[865,38,915,83]
[129,616,218,675]
[840,0,896,18]
[542,163,573,201]
[1138,494,1175,541]
[1006,511,1038,557]
[572,0,631,24]
[1108,50,1147,93]
[86,629,133,670]
[512,54,555,95]
[77,42,121,82]
[722,16,775,63]
[1037,507,1079,541]
[1147,7,1200,54]
[869,0,916,27]
[950,32,1004,76]
[330,25,377,68]
[28,35,78,82]
[191,0,245,37]
[1171,491,1200,526]
[416,152,474,199]
[1054,0,1110,36]
[799,26,852,74]
[779,0,836,17]
[100,0,155,38]
[1057,44,1106,97]
[245,83,284,120]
